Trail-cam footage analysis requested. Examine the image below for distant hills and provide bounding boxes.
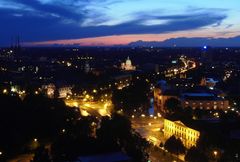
[128,36,240,47]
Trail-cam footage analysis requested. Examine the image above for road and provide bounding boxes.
[65,99,112,117]
[131,115,164,146]
[131,116,184,162]
[8,154,33,162]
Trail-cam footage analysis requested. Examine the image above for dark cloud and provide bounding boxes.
[0,0,228,46]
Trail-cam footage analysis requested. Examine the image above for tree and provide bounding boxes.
[31,146,51,162]
[185,146,208,162]
[164,98,182,114]
[96,113,149,162]
[164,135,185,155]
[112,78,150,114]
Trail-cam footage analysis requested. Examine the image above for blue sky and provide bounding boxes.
[0,0,239,46]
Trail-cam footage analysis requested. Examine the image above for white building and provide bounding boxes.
[121,56,136,71]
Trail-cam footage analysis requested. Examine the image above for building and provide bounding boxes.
[200,77,219,89]
[121,56,136,71]
[84,61,91,73]
[154,88,179,113]
[154,80,229,114]
[182,93,229,110]
[112,74,132,90]
[58,86,72,98]
[42,83,56,98]
[181,86,229,110]
[164,119,200,149]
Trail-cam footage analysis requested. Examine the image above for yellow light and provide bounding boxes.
[93,89,97,93]
[141,114,145,117]
[3,89,7,94]
[84,103,90,107]
[131,115,135,118]
[157,113,162,117]
[35,91,39,95]
[66,62,72,67]
[34,138,38,142]
[62,129,66,133]
[80,109,89,116]
[213,151,218,156]
[85,94,90,99]
[148,123,152,126]
[98,109,109,116]
[11,87,16,92]
[73,102,78,107]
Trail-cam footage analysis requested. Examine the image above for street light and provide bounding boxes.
[3,89,7,94]
[213,150,218,159]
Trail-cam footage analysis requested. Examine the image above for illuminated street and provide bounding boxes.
[131,115,164,146]
[165,56,196,77]
[65,98,113,117]
[131,116,184,162]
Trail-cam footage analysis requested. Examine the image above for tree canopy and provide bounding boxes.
[164,135,185,155]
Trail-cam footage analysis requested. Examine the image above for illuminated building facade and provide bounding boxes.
[164,119,200,148]
[182,95,229,110]
[59,86,73,98]
[154,82,229,113]
[121,56,136,71]
[42,84,56,98]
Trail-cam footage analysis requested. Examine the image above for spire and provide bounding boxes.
[200,77,207,86]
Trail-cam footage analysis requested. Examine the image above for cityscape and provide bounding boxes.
[1,0,240,162]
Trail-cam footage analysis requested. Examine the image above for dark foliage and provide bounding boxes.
[164,135,185,155]
[31,146,51,162]
[185,146,208,162]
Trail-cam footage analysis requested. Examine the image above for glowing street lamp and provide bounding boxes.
[213,151,218,156]
[3,89,7,94]
[213,150,218,159]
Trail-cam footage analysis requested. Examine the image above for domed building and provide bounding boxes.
[121,56,136,71]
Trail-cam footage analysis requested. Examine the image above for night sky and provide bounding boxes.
[0,0,240,46]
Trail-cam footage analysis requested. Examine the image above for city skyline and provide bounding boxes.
[0,0,240,46]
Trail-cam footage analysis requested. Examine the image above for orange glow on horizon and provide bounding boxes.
[24,29,239,46]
